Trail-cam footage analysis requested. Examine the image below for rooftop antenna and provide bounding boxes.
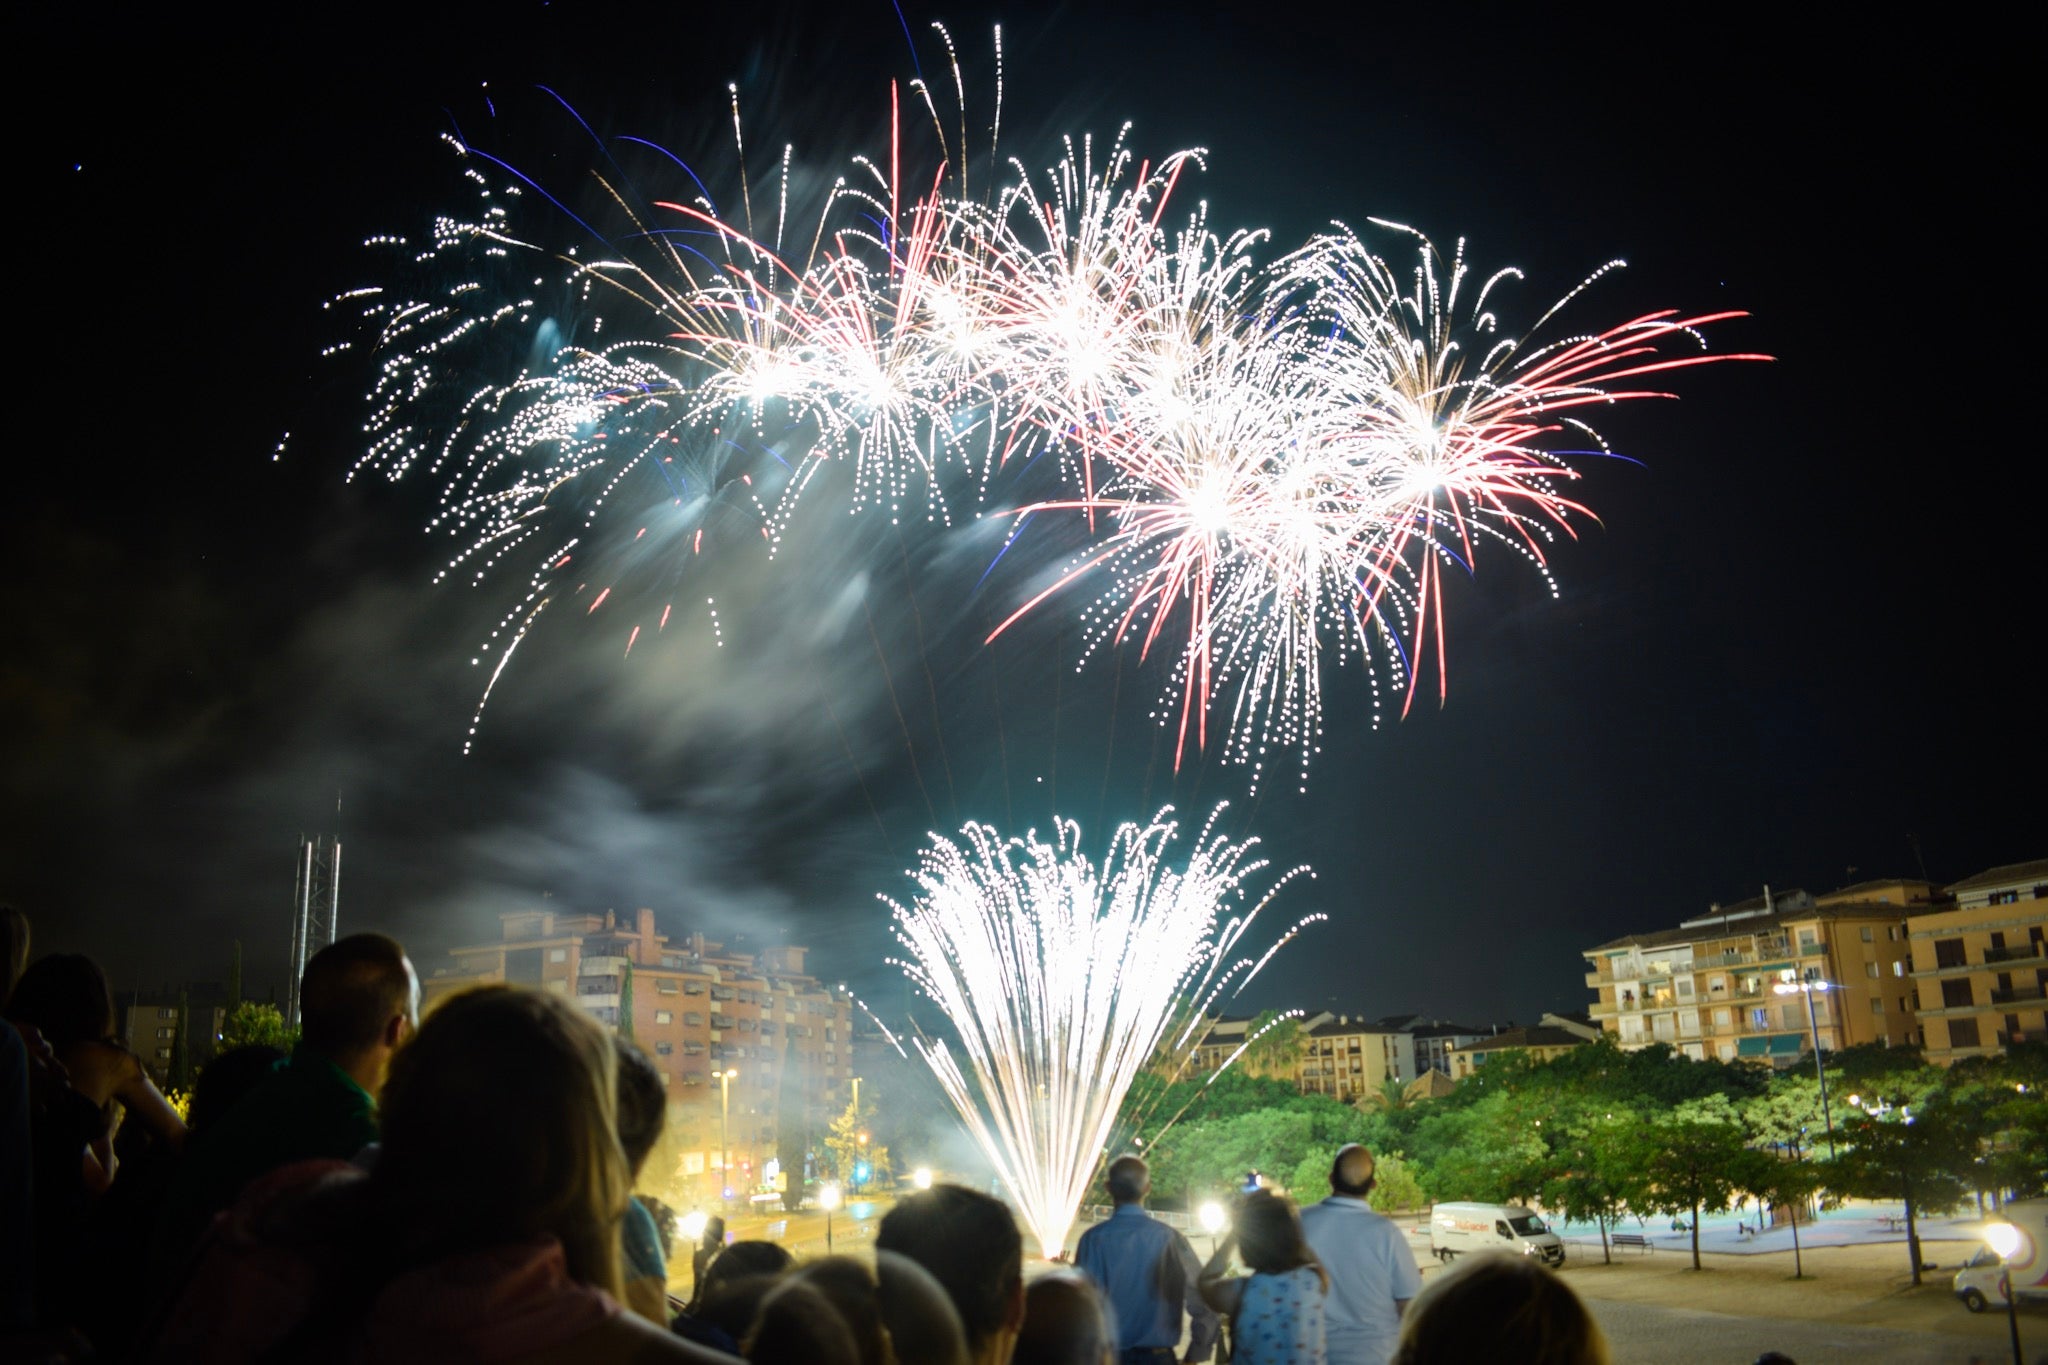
[286,790,344,1026]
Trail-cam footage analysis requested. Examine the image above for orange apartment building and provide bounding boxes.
[1908,858,2048,1063]
[426,907,854,1198]
[1583,878,1934,1066]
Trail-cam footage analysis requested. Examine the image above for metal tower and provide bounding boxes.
[285,833,342,1025]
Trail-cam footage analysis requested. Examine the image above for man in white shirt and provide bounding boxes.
[1297,1145,1421,1365]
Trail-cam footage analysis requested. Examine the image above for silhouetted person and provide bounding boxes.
[615,1038,671,1323]
[1016,1270,1116,1365]
[1298,1146,1418,1365]
[1390,1252,1607,1365]
[1198,1191,1328,1364]
[877,1183,1026,1365]
[148,932,419,1293]
[1074,1154,1218,1363]
[141,984,736,1363]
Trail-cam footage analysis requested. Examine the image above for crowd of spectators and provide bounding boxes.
[3,904,1609,1364]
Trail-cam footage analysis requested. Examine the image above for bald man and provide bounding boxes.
[1297,1145,1420,1365]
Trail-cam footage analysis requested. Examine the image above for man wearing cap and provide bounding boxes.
[1297,1145,1420,1365]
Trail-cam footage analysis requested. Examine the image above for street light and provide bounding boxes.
[914,1166,933,1190]
[1198,1201,1226,1255]
[1986,1220,2025,1365]
[820,1181,843,1253]
[716,1068,739,1200]
[1774,974,1837,1158]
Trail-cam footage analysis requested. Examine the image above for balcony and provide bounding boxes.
[1798,941,1827,957]
[1991,984,2048,1007]
[1986,943,2048,966]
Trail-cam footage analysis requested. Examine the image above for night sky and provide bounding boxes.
[10,1,2035,1032]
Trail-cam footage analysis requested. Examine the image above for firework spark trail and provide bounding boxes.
[884,804,1318,1257]
[329,39,1764,783]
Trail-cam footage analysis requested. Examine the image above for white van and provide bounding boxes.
[1954,1197,2048,1312]
[1429,1202,1565,1266]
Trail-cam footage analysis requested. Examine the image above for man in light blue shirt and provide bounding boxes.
[1298,1145,1422,1365]
[1074,1156,1219,1365]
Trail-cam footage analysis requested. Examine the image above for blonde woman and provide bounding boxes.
[146,984,735,1363]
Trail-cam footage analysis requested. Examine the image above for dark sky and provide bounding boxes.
[9,1,2036,1032]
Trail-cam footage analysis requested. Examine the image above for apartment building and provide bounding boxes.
[1584,879,1927,1065]
[116,985,229,1083]
[428,908,853,1196]
[1908,858,2048,1063]
[1447,1024,1588,1080]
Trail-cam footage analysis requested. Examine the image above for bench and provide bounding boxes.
[1611,1233,1653,1254]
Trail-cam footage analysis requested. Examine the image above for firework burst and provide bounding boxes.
[885,804,1320,1258]
[322,28,1764,781]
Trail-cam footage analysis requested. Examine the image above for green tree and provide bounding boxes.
[1244,1011,1303,1078]
[1830,1068,1972,1285]
[824,1093,889,1191]
[1744,1071,1839,1161]
[1736,1150,1824,1279]
[1544,1106,1640,1264]
[617,961,636,1042]
[220,1001,298,1053]
[1620,1094,1750,1269]
[1357,1075,1412,1113]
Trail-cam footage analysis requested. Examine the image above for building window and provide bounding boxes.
[1933,939,1967,969]
[158,1007,177,1018]
[654,1011,672,1025]
[685,1012,703,1027]
[548,948,568,963]
[1989,891,2019,905]
[1941,979,1974,1009]
[1861,926,1874,943]
[655,1041,674,1056]
[657,980,679,995]
[1948,1018,1981,1049]
[1870,997,1884,1014]
[1893,961,1905,977]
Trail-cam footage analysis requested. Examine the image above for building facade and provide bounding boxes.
[428,908,854,1198]
[1908,859,2048,1064]
[1447,1025,1588,1080]
[117,987,228,1084]
[1583,879,1930,1065]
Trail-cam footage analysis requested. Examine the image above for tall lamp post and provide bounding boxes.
[820,1182,842,1253]
[1986,1220,2026,1365]
[716,1068,739,1201]
[1774,974,1837,1158]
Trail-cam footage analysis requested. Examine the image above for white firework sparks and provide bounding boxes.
[884,805,1321,1258]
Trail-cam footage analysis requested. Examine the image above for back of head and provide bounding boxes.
[373,984,628,1298]
[298,932,415,1060]
[611,1036,667,1178]
[1330,1143,1377,1198]
[188,1043,288,1131]
[1392,1253,1608,1365]
[791,1256,889,1365]
[5,952,113,1047]
[1,903,28,1006]
[1104,1154,1149,1204]
[876,1183,1022,1354]
[875,1250,969,1365]
[745,1277,861,1365]
[1236,1191,1322,1284]
[1016,1270,1114,1365]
